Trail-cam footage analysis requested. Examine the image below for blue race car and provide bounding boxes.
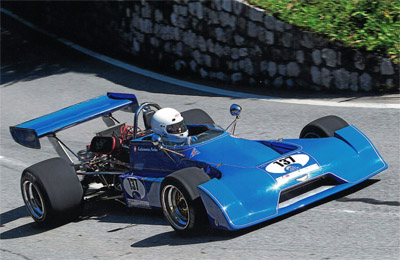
[10,93,387,234]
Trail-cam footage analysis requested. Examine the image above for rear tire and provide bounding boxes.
[300,115,349,138]
[21,158,83,225]
[160,167,210,235]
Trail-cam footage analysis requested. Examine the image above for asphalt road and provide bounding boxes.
[1,13,399,260]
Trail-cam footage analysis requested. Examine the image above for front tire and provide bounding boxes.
[160,167,210,235]
[21,158,83,225]
[300,115,349,138]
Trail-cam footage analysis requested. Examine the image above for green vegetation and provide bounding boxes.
[248,0,400,62]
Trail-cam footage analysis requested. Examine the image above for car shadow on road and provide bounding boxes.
[2,179,395,243]
[130,179,391,247]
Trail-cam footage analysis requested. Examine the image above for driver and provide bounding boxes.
[150,108,191,145]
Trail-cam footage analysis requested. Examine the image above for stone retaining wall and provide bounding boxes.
[5,0,398,92]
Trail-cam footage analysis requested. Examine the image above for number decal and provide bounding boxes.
[273,156,296,167]
[128,178,138,192]
[265,154,310,174]
[123,177,146,199]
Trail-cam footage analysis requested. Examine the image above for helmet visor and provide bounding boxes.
[166,121,187,134]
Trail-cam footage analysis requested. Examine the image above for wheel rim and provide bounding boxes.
[161,185,190,230]
[22,180,45,220]
[303,132,321,138]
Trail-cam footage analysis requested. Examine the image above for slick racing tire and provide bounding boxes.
[21,157,83,225]
[181,109,214,125]
[300,115,349,138]
[160,167,210,235]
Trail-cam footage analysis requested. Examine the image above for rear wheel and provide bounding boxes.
[21,158,83,225]
[161,167,210,234]
[300,115,349,138]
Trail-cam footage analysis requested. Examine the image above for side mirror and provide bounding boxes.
[151,134,162,146]
[230,104,242,117]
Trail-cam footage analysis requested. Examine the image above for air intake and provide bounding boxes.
[279,174,342,209]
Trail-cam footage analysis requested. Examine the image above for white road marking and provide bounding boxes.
[311,207,399,217]
[2,8,399,109]
[0,155,28,168]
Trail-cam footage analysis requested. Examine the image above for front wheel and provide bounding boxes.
[160,167,210,234]
[300,115,349,138]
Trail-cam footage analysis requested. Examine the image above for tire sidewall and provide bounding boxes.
[160,178,198,232]
[21,170,52,223]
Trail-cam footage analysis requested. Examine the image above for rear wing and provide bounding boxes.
[10,92,138,149]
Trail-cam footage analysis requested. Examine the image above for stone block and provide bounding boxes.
[215,27,226,42]
[193,49,202,64]
[350,72,358,91]
[178,5,188,16]
[247,21,258,38]
[222,0,232,12]
[322,48,337,67]
[264,15,276,30]
[154,9,164,22]
[312,50,322,66]
[300,32,314,49]
[260,61,268,72]
[173,27,182,41]
[275,20,284,32]
[208,9,219,24]
[189,60,197,71]
[174,60,187,71]
[333,68,350,90]
[359,73,372,91]
[200,68,208,78]
[240,58,253,75]
[321,68,332,88]
[206,39,214,52]
[141,4,152,18]
[197,35,207,52]
[354,51,365,70]
[286,79,294,88]
[265,30,274,45]
[311,66,321,85]
[188,1,203,19]
[231,72,242,83]
[231,48,240,60]
[234,34,245,46]
[232,0,244,15]
[203,54,212,67]
[150,37,159,47]
[296,50,304,63]
[163,42,172,53]
[281,32,292,48]
[212,0,222,11]
[381,58,394,75]
[287,62,300,77]
[273,76,283,88]
[219,11,236,28]
[132,39,140,53]
[239,48,248,57]
[268,61,277,77]
[216,72,227,81]
[278,64,286,76]
[174,42,184,56]
[248,6,264,22]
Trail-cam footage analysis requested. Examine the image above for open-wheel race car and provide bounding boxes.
[10,93,387,234]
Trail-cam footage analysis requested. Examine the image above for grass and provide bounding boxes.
[247,0,400,62]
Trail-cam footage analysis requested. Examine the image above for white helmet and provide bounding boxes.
[151,108,188,144]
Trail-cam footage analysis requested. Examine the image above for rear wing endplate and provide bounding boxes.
[10,92,138,149]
